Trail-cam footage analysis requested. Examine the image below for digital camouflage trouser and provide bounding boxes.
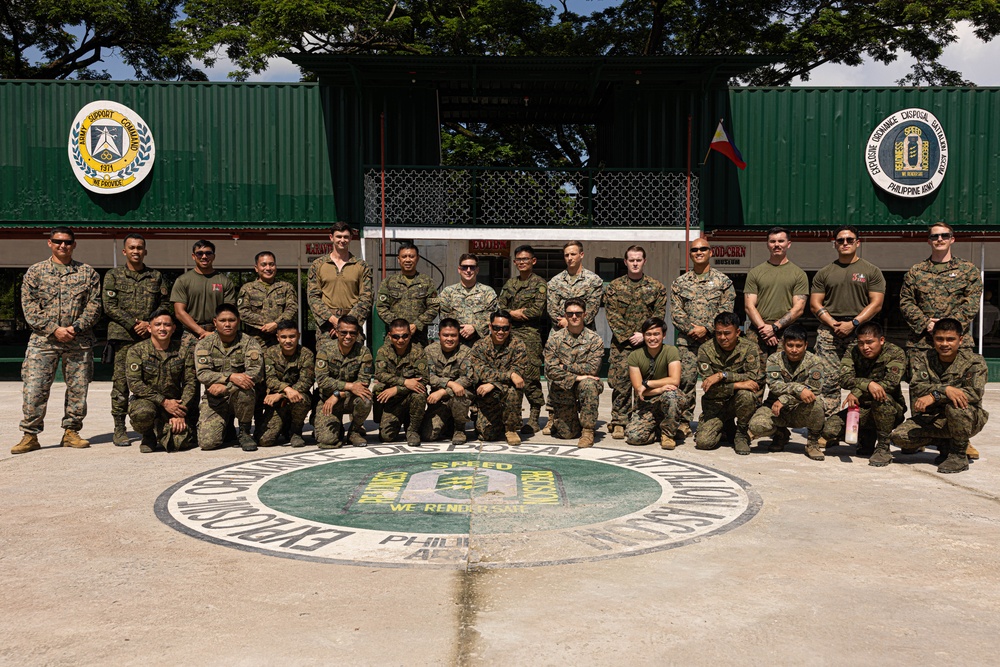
[379,392,427,442]
[833,397,905,448]
[608,341,635,429]
[625,391,679,446]
[110,340,137,419]
[676,344,699,424]
[198,387,255,449]
[259,394,312,447]
[129,398,194,451]
[696,391,758,449]
[21,343,93,434]
[745,328,778,403]
[890,405,988,452]
[514,328,545,414]
[475,385,524,440]
[749,400,825,440]
[421,395,471,441]
[314,394,372,446]
[549,378,603,439]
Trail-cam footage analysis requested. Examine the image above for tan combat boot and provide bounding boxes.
[505,431,522,446]
[61,430,90,449]
[804,436,825,461]
[522,407,541,434]
[676,422,692,439]
[12,433,41,455]
[577,428,595,448]
[611,425,625,440]
[112,416,131,447]
[660,434,676,450]
[966,443,980,460]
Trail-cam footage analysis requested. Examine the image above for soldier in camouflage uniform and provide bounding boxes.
[238,251,298,348]
[606,245,668,440]
[749,325,827,460]
[498,245,548,434]
[891,318,989,474]
[307,222,373,357]
[194,304,263,452]
[376,242,439,347]
[374,318,427,446]
[103,233,169,446]
[423,318,472,445]
[625,318,682,449]
[838,321,907,466]
[259,321,314,448]
[125,309,196,453]
[547,241,603,332]
[695,312,762,454]
[13,227,102,455]
[543,298,604,448]
[439,253,498,347]
[463,311,528,446]
[315,315,373,448]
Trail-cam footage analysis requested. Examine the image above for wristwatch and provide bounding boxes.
[851,318,861,328]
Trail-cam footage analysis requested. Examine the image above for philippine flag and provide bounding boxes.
[710,121,747,170]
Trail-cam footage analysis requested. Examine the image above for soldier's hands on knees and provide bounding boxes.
[843,393,860,409]
[264,393,284,407]
[771,400,783,417]
[427,388,447,405]
[349,382,372,400]
[867,381,887,402]
[169,417,187,433]
[208,383,229,396]
[510,372,524,389]
[322,394,339,415]
[945,386,969,409]
[799,388,816,403]
[284,387,304,403]
[163,398,187,417]
[229,373,255,390]
[477,383,496,397]
[377,386,398,403]
[913,394,935,413]
[735,380,759,392]
[447,381,466,397]
[403,378,425,394]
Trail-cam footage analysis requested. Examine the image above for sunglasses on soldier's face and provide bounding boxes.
[389,333,410,340]
[491,325,511,332]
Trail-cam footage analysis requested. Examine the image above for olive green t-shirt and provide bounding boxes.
[170,270,236,328]
[810,258,886,318]
[627,345,681,381]
[744,261,809,322]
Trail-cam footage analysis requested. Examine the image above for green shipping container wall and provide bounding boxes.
[0,81,337,227]
[727,87,1000,230]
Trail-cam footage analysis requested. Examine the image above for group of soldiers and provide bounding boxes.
[11,223,989,473]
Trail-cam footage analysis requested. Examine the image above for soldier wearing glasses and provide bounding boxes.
[171,240,236,341]
[462,310,528,447]
[373,318,427,447]
[439,253,498,347]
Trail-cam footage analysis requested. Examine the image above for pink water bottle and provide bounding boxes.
[845,404,860,445]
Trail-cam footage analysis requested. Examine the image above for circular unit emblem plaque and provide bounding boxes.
[156,443,760,569]
[67,100,156,193]
[865,108,948,198]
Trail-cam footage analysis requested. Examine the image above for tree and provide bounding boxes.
[0,0,204,80]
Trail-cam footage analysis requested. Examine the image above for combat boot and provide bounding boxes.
[611,425,625,440]
[938,442,969,473]
[733,431,751,456]
[289,431,306,448]
[769,428,790,453]
[522,407,542,434]
[577,428,595,448]
[804,436,825,461]
[966,443,980,460]
[676,422,692,439]
[660,433,676,450]
[869,441,892,467]
[139,431,158,453]
[348,428,368,447]
[541,417,554,436]
[237,422,258,452]
[505,431,522,446]
[406,431,422,447]
[11,433,40,455]
[451,429,467,446]
[113,416,131,447]
[61,429,90,449]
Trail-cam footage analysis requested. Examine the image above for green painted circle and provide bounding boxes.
[258,453,663,534]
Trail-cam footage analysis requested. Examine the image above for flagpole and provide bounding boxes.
[685,114,691,272]
[702,118,723,164]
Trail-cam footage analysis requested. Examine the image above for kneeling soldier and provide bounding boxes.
[626,317,682,449]
[465,310,528,446]
[374,318,427,446]
[890,318,989,474]
[125,309,196,452]
[695,312,762,454]
[749,324,826,460]
[838,321,906,466]
[315,315,373,448]
[423,318,472,445]
[543,298,605,448]
[259,321,314,447]
[194,303,263,451]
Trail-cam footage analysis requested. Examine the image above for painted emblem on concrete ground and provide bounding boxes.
[68,100,156,193]
[156,443,760,568]
[865,108,947,198]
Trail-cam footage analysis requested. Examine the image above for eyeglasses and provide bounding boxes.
[513,257,533,263]
[459,265,478,272]
[689,247,710,254]
[929,233,953,241]
[834,237,857,245]
[491,325,511,332]
[51,239,73,246]
[389,333,410,340]
[565,311,585,318]
[194,251,215,257]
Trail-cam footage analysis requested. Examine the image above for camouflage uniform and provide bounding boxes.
[625,346,681,446]
[307,254,373,356]
[194,332,263,449]
[749,351,826,445]
[543,327,604,439]
[891,349,989,454]
[546,269,603,330]
[373,343,428,442]
[103,266,168,426]
[695,337,762,450]
[20,259,102,435]
[422,341,472,441]
[125,338,196,451]
[314,342,373,446]
[671,268,735,425]
[899,257,982,350]
[838,343,907,450]
[438,282,498,345]
[237,279,297,348]
[375,272,439,346]
[259,345,315,447]
[463,336,528,440]
[605,274,668,429]
[498,273,548,417]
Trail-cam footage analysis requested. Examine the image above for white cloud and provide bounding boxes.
[202,55,302,82]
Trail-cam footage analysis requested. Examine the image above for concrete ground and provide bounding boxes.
[2,380,1000,666]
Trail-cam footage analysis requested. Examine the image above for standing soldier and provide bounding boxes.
[891,318,989,474]
[374,318,427,446]
[13,227,102,454]
[103,233,169,446]
[498,245,548,434]
[464,310,528,447]
[307,222,373,355]
[171,240,236,341]
[670,239,734,437]
[194,304,263,452]
[439,253,498,347]
[625,317,682,450]
[605,245,668,441]
[695,312,762,455]
[315,315,373,448]
[423,318,473,445]
[543,298,605,448]
[838,321,907,466]
[375,242,439,346]
[547,241,603,331]
[238,251,298,348]
[900,222,983,460]
[749,325,827,461]
[125,309,196,453]
[259,321,314,448]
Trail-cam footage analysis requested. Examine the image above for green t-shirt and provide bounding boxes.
[627,345,681,380]
[810,257,886,318]
[744,261,809,322]
[169,270,236,328]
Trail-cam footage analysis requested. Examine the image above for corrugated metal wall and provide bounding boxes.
[728,87,1000,229]
[0,81,337,226]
